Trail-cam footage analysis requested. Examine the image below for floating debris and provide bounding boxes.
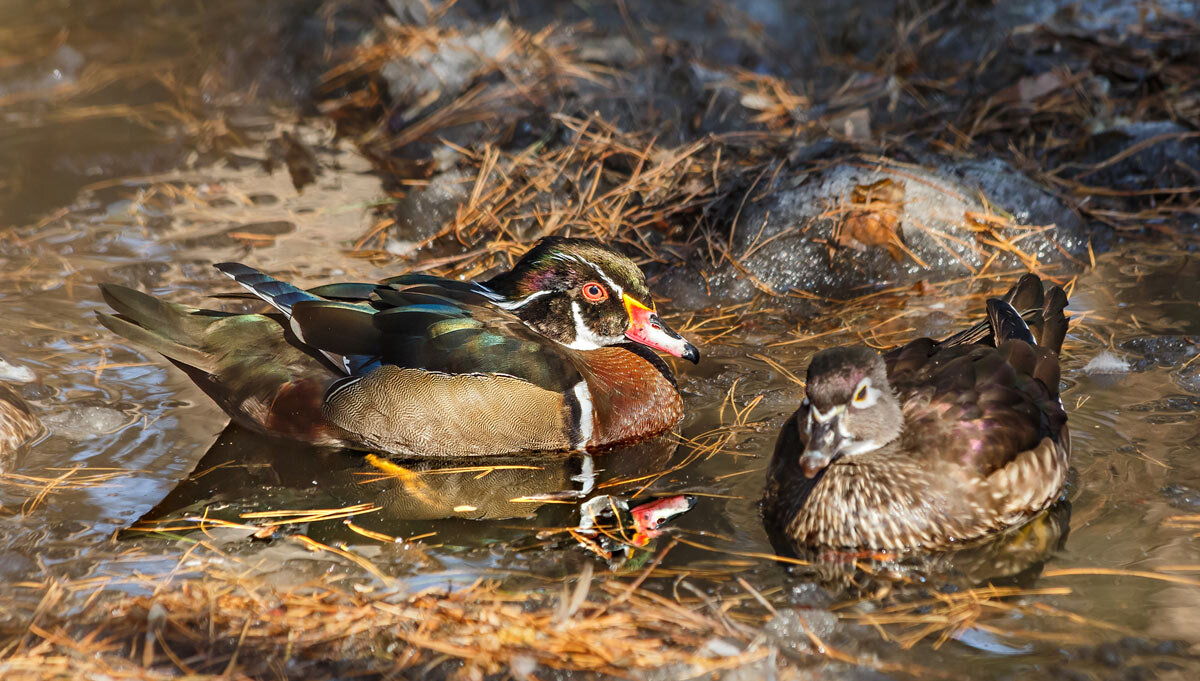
[1083,351,1132,375]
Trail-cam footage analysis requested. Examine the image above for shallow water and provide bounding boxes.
[3,3,1200,679]
[5,177,1200,677]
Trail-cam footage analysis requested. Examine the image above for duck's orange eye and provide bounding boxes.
[854,385,869,404]
[581,282,608,302]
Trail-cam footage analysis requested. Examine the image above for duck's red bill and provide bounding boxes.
[622,294,699,363]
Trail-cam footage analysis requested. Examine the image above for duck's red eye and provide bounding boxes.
[581,282,608,302]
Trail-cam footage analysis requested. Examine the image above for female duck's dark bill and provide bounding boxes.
[800,405,845,477]
[622,293,700,363]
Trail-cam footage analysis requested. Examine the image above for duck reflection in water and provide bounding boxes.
[127,424,686,550]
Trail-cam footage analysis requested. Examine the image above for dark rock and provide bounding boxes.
[1073,121,1200,194]
[1117,636,1155,654]
[659,157,1091,308]
[948,159,1085,234]
[380,21,518,112]
[1126,396,1200,413]
[1153,640,1185,655]
[388,169,473,244]
[1173,365,1200,394]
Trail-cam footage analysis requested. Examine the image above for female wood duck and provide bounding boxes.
[762,274,1070,551]
[97,237,699,457]
[0,355,42,468]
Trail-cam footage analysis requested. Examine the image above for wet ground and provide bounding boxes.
[2,1,1200,680]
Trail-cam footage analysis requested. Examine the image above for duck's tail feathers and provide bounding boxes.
[1037,286,1069,355]
[937,273,1069,350]
[96,284,222,372]
[1003,273,1046,312]
[986,297,1037,345]
[214,263,319,318]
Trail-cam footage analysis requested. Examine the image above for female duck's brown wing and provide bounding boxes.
[890,343,1063,474]
[885,283,1069,482]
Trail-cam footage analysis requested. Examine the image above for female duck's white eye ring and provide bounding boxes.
[852,379,873,406]
[581,282,608,302]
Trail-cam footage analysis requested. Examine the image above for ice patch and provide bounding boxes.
[41,406,135,440]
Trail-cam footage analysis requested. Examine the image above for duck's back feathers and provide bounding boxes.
[371,278,586,395]
[987,297,1036,345]
[1037,286,1069,355]
[892,341,1064,479]
[889,278,1068,479]
[934,274,1050,350]
[213,265,588,393]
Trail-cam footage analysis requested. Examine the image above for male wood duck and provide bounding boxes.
[762,274,1070,551]
[0,355,42,467]
[97,237,699,457]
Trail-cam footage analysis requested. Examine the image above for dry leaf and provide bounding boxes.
[832,178,907,260]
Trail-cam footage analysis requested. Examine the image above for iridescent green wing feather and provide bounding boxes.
[289,276,583,395]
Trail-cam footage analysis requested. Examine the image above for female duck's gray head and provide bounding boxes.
[798,346,903,477]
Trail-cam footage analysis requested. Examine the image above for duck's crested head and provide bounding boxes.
[486,237,699,363]
[797,346,902,478]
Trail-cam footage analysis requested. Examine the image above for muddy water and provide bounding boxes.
[3,6,1200,681]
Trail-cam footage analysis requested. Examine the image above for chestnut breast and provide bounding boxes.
[574,346,683,448]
